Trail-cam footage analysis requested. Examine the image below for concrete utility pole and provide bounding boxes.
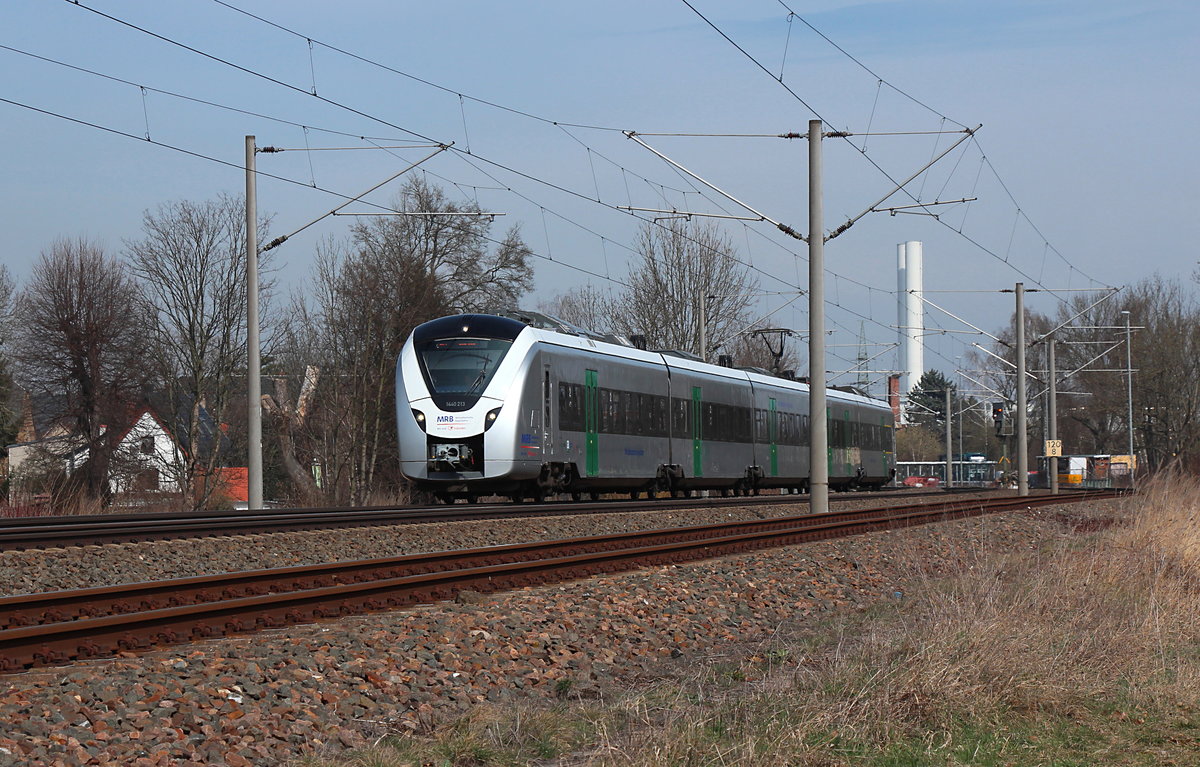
[1049,338,1058,495]
[245,136,263,511]
[1122,310,1135,487]
[944,387,953,489]
[808,119,828,514]
[1015,282,1028,496]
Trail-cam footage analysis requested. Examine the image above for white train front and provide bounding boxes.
[396,312,895,502]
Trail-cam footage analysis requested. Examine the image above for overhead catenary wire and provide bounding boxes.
[0,43,418,145]
[70,0,1108,362]
[680,0,1115,300]
[45,1,936,367]
[44,2,906,347]
[0,94,624,287]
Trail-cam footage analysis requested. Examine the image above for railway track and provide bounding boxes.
[0,490,1121,673]
[0,487,971,551]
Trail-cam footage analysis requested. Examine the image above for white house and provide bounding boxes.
[107,409,187,495]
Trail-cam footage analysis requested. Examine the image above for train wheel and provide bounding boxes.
[570,491,582,502]
[630,490,640,500]
[589,491,600,501]
[509,492,525,504]
[466,494,478,504]
[435,493,453,505]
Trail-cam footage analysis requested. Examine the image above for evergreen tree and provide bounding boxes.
[906,369,956,430]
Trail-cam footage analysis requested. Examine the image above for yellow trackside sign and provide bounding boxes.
[1044,439,1063,457]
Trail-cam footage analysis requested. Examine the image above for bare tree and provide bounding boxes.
[895,424,943,462]
[0,265,12,344]
[261,365,319,503]
[538,284,616,334]
[350,176,533,314]
[273,179,534,505]
[289,239,445,504]
[1118,278,1200,470]
[975,278,1200,473]
[0,266,16,454]
[613,220,757,358]
[125,194,271,507]
[10,240,148,504]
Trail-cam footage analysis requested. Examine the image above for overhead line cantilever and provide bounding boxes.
[624,131,805,242]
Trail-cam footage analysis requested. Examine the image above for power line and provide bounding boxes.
[59,1,787,291]
[57,0,917,334]
[208,0,628,135]
[45,1,918,360]
[773,0,968,129]
[0,43,415,145]
[0,94,621,287]
[679,0,1115,300]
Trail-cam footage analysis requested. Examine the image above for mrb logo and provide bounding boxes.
[436,415,456,424]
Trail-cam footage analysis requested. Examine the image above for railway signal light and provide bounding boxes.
[992,402,1005,430]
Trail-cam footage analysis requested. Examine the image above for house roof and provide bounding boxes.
[9,388,231,463]
[143,391,232,462]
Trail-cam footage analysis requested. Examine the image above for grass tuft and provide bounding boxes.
[301,476,1200,766]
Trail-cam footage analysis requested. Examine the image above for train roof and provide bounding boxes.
[421,311,891,409]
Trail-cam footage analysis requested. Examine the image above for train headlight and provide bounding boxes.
[484,406,502,431]
[411,409,427,432]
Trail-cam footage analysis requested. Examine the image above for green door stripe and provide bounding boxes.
[769,398,778,477]
[585,369,599,477]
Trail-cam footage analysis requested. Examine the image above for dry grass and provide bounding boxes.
[303,476,1200,766]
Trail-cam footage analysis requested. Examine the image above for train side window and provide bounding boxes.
[671,397,689,438]
[558,382,583,431]
[599,389,614,434]
[650,395,665,437]
[629,392,643,436]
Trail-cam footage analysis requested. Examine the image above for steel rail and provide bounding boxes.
[0,488,966,551]
[0,491,1054,627]
[0,491,1120,672]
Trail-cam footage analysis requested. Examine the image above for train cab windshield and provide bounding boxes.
[418,338,512,410]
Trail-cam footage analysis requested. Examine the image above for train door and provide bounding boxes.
[584,369,599,477]
[769,397,778,477]
[691,385,703,477]
[542,365,552,455]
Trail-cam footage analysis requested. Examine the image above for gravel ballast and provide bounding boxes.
[0,492,997,597]
[0,496,1117,765]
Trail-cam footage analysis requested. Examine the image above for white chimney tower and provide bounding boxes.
[897,241,925,412]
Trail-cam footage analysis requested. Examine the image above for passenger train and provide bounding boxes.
[395,312,896,502]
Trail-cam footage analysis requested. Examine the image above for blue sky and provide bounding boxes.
[2,0,1196,388]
